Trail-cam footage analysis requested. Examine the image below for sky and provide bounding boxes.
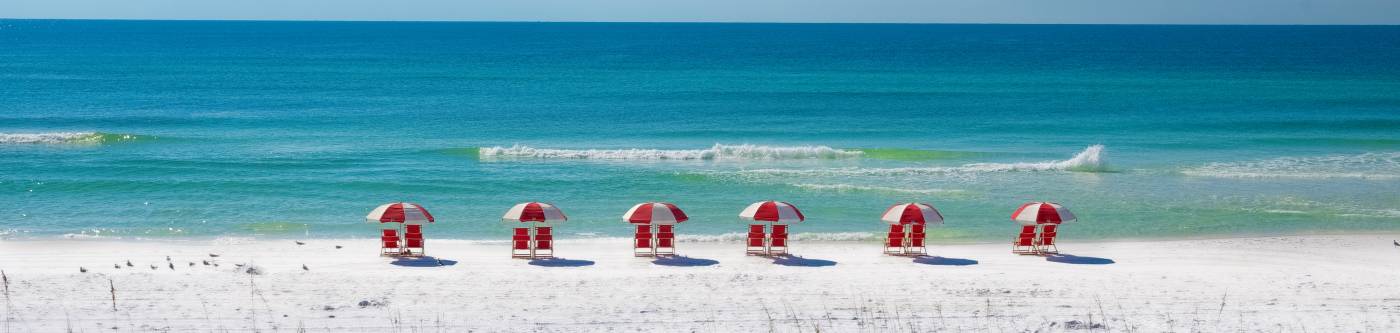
[2,0,1399,24]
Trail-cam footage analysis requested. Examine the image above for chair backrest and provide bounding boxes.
[512,238,530,249]
[406,224,422,234]
[536,227,553,236]
[636,225,650,234]
[1020,225,1036,234]
[658,225,673,233]
[911,225,925,234]
[747,237,764,247]
[888,225,903,233]
[1042,224,1058,234]
[771,238,787,247]
[635,238,652,248]
[536,239,552,249]
[1016,236,1035,246]
[657,238,674,247]
[406,238,423,247]
[382,229,398,237]
[1040,232,1056,243]
[772,225,788,236]
[383,239,399,247]
[406,232,423,240]
[749,224,765,234]
[910,237,925,247]
[636,232,652,239]
[513,228,529,236]
[657,232,674,240]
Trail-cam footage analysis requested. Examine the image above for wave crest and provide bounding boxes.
[478,144,863,160]
[0,132,147,144]
[1182,152,1400,180]
[733,145,1107,176]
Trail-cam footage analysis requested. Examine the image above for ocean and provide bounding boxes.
[1,20,1397,241]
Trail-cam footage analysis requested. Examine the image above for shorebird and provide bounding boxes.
[188,262,195,267]
[79,267,87,273]
[165,256,171,262]
[302,264,309,271]
[335,245,343,249]
[209,253,220,258]
[295,241,305,246]
[168,262,175,270]
[113,264,120,269]
[1394,240,1399,247]
[125,260,133,267]
[149,264,158,270]
[202,260,211,266]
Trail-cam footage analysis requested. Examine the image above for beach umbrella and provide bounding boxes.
[739,201,805,223]
[880,202,944,225]
[623,202,689,225]
[366,202,435,224]
[1010,202,1076,226]
[502,202,568,223]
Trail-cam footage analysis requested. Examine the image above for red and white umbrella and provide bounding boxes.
[366,202,435,224]
[623,202,689,225]
[1011,202,1076,226]
[880,202,944,225]
[739,201,805,223]
[502,202,568,223]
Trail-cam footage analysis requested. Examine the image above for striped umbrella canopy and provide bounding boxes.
[366,202,435,224]
[1011,202,1076,226]
[502,202,568,223]
[623,202,689,225]
[739,201,805,224]
[880,202,945,225]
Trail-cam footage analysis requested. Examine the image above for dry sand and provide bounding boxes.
[2,234,1399,332]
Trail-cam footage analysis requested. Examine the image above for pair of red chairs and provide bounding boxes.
[1012,224,1059,255]
[633,225,677,257]
[745,224,789,256]
[379,225,426,257]
[511,227,554,259]
[883,225,928,256]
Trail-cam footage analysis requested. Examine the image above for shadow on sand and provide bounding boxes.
[912,256,979,266]
[770,255,837,267]
[1045,254,1115,265]
[529,258,596,267]
[652,256,720,267]
[390,256,458,267]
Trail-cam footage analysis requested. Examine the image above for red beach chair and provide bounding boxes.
[908,224,927,256]
[656,225,675,256]
[511,228,532,258]
[770,225,789,255]
[534,226,554,258]
[746,224,767,255]
[1038,224,1059,255]
[380,229,401,256]
[1012,225,1038,255]
[884,224,905,256]
[634,225,654,257]
[403,225,424,257]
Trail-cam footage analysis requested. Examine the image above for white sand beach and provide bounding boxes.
[2,235,1400,332]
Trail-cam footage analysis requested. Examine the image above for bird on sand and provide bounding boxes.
[209,253,220,258]
[125,260,133,267]
[335,245,343,249]
[302,264,309,271]
[168,262,175,270]
[113,264,121,269]
[149,264,158,270]
[295,241,305,246]
[1393,240,1399,247]
[202,260,211,266]
[188,262,195,267]
[79,267,87,273]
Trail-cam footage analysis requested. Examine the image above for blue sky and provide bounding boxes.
[2,0,1398,24]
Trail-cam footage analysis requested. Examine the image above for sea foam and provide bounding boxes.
[0,132,143,144]
[478,144,864,160]
[731,145,1107,177]
[1182,152,1400,180]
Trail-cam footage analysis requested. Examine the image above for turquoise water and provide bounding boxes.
[2,20,1398,241]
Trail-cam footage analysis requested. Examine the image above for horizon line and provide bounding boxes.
[2,17,1398,27]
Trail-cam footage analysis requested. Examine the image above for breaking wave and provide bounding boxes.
[790,183,966,195]
[730,145,1107,177]
[1182,152,1400,180]
[0,132,148,145]
[479,144,864,160]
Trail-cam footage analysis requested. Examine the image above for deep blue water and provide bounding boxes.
[1,20,1398,241]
